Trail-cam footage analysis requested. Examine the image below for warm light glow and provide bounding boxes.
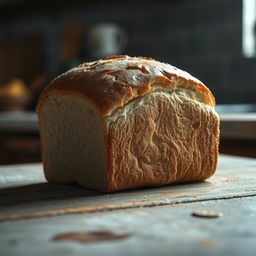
[243,0,256,58]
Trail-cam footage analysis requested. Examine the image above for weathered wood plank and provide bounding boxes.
[0,155,256,221]
[1,196,256,256]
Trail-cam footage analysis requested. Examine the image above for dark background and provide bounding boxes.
[0,0,253,105]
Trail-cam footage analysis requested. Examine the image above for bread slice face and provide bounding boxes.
[37,55,220,192]
[38,94,108,191]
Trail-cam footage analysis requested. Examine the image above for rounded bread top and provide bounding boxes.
[37,55,215,117]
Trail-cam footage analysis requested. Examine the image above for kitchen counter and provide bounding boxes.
[0,111,38,134]
[1,155,256,256]
[216,104,256,140]
[219,113,256,140]
[0,112,40,164]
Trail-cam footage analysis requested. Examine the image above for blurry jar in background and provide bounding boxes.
[86,23,127,59]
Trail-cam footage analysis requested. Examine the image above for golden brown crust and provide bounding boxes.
[36,55,215,117]
[105,91,219,192]
[37,56,219,193]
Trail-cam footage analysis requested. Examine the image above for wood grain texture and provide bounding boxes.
[1,155,256,256]
[0,155,256,221]
[1,197,256,256]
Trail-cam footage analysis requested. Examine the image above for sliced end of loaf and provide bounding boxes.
[38,94,108,192]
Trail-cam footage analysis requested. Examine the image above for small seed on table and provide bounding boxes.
[192,210,223,218]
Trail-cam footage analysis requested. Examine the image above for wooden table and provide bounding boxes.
[1,155,256,256]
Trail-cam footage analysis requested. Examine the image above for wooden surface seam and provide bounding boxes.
[1,191,256,222]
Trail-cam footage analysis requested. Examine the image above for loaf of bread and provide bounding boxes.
[36,55,219,192]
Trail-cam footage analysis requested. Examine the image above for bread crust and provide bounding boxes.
[105,91,219,192]
[36,55,215,117]
[37,56,219,192]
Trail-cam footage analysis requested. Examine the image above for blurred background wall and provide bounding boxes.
[0,0,251,105]
[0,0,255,163]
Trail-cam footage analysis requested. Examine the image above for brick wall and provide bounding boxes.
[0,0,255,104]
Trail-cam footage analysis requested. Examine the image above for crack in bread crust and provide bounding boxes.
[37,56,215,118]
